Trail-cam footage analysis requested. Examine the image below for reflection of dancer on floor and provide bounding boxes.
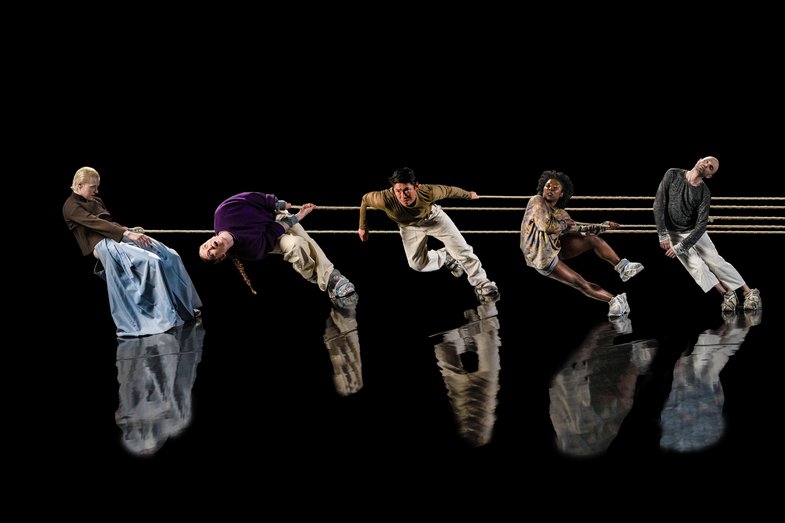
[549,318,656,458]
[323,294,363,397]
[520,170,643,317]
[199,192,355,299]
[659,310,762,452]
[115,318,206,457]
[357,167,499,301]
[653,156,761,313]
[432,299,502,447]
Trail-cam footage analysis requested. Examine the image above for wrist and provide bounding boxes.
[281,214,299,228]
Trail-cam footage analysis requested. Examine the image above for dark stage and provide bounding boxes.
[52,187,780,486]
[44,74,785,499]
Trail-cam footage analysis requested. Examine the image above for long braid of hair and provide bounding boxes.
[232,258,257,294]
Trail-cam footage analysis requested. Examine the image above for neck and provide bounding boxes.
[685,169,702,186]
[218,231,235,247]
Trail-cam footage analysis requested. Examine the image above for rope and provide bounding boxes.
[142,229,785,235]
[480,195,785,201]
[137,194,784,236]
[287,205,785,212]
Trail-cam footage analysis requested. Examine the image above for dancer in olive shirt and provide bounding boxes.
[358,167,498,301]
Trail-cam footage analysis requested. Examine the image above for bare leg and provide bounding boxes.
[548,260,614,303]
[560,233,621,266]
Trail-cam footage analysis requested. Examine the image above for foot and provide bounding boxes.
[331,292,359,309]
[616,259,644,282]
[444,252,464,278]
[474,281,500,301]
[721,290,738,312]
[327,269,356,299]
[608,293,630,317]
[743,288,761,311]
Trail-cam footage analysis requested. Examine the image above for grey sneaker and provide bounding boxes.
[327,270,356,299]
[743,288,761,310]
[331,291,359,310]
[444,252,464,278]
[721,290,738,312]
[475,281,500,301]
[608,292,630,317]
[616,258,644,282]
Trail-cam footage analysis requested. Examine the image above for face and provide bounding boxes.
[542,178,564,204]
[393,182,418,206]
[76,181,99,200]
[199,235,230,262]
[696,157,719,179]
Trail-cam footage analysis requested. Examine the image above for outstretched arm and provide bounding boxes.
[566,221,620,236]
[279,203,316,231]
[358,195,372,242]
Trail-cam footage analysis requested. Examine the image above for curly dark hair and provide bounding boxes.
[536,170,574,208]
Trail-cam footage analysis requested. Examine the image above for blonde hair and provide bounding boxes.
[71,166,100,191]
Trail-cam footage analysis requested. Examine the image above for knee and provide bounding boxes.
[283,236,308,254]
[408,259,427,271]
[587,236,606,248]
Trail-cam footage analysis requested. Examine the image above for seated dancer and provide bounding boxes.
[63,166,202,337]
[520,170,643,317]
[199,192,355,299]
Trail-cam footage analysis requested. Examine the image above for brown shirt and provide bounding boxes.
[358,184,473,230]
[63,192,125,256]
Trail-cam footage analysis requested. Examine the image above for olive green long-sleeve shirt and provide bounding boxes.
[358,184,473,230]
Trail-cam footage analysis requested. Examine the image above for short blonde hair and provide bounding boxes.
[71,166,100,191]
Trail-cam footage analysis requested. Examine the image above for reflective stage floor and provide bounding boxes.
[49,233,780,487]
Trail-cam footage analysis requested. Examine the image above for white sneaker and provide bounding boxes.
[743,288,761,311]
[721,290,738,312]
[475,281,500,301]
[616,259,644,282]
[608,292,630,317]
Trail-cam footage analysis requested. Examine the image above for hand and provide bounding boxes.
[296,203,316,221]
[470,192,479,200]
[660,239,678,258]
[125,230,152,248]
[358,229,369,242]
[605,221,620,230]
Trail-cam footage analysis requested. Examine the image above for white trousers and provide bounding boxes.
[399,205,491,288]
[271,222,335,291]
[669,230,745,293]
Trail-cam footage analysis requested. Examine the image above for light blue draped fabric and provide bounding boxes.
[94,237,202,337]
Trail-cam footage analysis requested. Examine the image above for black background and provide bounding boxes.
[36,13,785,506]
